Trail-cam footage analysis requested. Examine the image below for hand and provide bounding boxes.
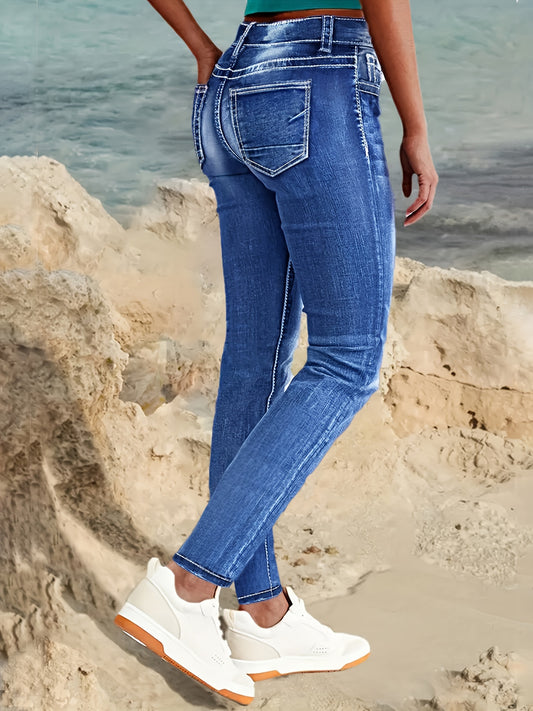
[196,46,223,85]
[400,134,439,226]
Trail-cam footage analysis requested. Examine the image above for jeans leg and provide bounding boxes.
[174,24,395,590]
[208,172,303,603]
[173,147,395,586]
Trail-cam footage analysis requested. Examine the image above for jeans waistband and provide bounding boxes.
[233,15,372,48]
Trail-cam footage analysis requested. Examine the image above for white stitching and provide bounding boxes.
[218,68,380,96]
[214,64,355,73]
[353,51,369,159]
[238,584,282,600]
[173,553,231,583]
[245,144,305,151]
[319,15,327,51]
[218,54,354,71]
[242,260,294,603]
[214,75,241,161]
[266,260,293,409]
[241,39,371,47]
[229,79,311,94]
[319,16,333,54]
[212,23,256,162]
[192,86,208,167]
[259,261,295,603]
[230,80,312,176]
[264,538,273,594]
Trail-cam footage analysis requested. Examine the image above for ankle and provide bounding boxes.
[166,560,217,602]
[239,589,290,628]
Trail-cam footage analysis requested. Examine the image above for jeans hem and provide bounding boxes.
[237,584,283,605]
[172,552,232,587]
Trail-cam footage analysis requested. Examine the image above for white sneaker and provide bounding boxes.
[222,586,370,680]
[114,558,254,705]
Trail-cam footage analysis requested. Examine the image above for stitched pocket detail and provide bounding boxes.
[229,80,311,177]
[357,48,384,97]
[192,84,208,167]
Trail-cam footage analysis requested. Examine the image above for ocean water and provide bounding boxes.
[1,0,532,279]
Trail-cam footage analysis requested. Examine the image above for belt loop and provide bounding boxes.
[319,15,334,53]
[231,21,255,59]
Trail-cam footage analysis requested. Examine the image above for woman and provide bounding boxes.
[114,0,438,706]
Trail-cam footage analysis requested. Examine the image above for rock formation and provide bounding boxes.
[0,156,531,710]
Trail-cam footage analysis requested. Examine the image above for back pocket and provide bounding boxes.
[229,80,311,177]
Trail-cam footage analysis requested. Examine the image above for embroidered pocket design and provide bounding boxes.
[230,80,312,177]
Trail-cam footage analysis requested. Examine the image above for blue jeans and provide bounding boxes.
[173,16,395,604]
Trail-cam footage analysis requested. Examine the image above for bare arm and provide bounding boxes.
[360,0,438,225]
[145,0,222,83]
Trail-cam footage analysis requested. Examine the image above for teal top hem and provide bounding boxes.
[245,1,362,14]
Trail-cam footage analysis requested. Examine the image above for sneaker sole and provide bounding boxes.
[114,609,254,706]
[238,651,371,681]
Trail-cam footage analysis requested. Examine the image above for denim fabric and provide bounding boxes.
[173,16,396,604]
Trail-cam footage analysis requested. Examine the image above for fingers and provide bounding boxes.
[402,172,413,199]
[404,172,438,227]
[400,149,413,198]
[399,137,438,226]
[404,180,429,223]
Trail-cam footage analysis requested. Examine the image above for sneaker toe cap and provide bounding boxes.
[337,633,371,660]
[226,667,255,696]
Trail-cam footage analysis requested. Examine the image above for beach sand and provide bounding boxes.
[0,155,532,710]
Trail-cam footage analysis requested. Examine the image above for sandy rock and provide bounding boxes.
[0,157,532,711]
[0,266,127,422]
[415,498,533,584]
[0,265,166,651]
[0,638,112,711]
[119,337,220,415]
[0,156,124,273]
[392,263,533,390]
[0,223,32,268]
[386,260,533,442]
[424,646,533,711]
[131,177,218,244]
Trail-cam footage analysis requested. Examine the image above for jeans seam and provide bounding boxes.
[355,56,388,343]
[266,259,293,409]
[264,537,273,593]
[213,66,357,80]
[318,15,333,54]
[238,584,282,600]
[173,552,232,584]
[229,80,311,94]
[363,128,387,343]
[213,22,256,163]
[214,68,380,96]
[214,78,241,162]
[353,51,369,160]
[214,57,355,77]
[241,39,369,47]
[259,258,294,597]
[192,86,208,168]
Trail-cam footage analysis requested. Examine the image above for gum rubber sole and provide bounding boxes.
[248,651,371,681]
[114,614,253,706]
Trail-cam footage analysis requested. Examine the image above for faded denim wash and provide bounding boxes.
[173,15,396,604]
